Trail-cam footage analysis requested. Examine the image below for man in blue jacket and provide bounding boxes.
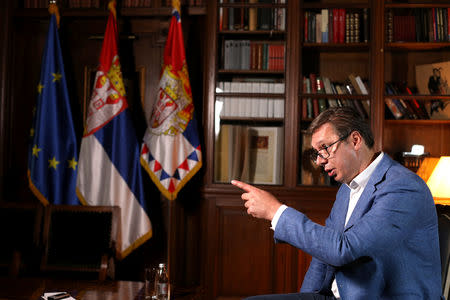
[232,107,442,299]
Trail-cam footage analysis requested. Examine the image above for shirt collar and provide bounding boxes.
[347,152,384,191]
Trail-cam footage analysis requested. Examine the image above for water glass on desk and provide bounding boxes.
[145,267,157,299]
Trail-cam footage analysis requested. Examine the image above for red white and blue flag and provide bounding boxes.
[140,1,202,200]
[76,0,152,259]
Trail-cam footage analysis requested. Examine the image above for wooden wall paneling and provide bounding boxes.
[285,0,300,188]
[383,122,450,157]
[370,0,384,151]
[201,189,335,299]
[0,0,13,200]
[9,18,48,203]
[202,0,217,187]
[209,196,274,299]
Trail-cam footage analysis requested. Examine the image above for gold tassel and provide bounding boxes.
[172,0,180,14]
[48,2,60,28]
[108,0,117,20]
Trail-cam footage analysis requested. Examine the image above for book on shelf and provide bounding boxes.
[221,0,285,32]
[389,8,449,43]
[302,73,370,118]
[384,82,430,120]
[246,126,283,185]
[216,80,285,118]
[223,40,284,71]
[214,125,284,185]
[304,8,367,44]
[248,0,257,31]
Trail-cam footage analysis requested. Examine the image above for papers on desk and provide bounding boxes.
[42,292,75,300]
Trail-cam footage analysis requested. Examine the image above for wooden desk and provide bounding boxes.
[0,277,201,300]
[0,278,145,300]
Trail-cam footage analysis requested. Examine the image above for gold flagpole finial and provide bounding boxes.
[172,0,181,14]
[108,0,117,20]
[48,0,60,28]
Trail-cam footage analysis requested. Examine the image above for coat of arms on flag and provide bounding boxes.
[141,1,202,201]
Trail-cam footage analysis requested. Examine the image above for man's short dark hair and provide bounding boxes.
[307,106,374,149]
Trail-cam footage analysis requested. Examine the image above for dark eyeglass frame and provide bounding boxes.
[310,132,351,163]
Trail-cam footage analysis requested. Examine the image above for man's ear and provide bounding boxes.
[351,131,363,150]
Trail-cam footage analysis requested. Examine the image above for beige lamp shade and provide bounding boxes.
[426,156,450,205]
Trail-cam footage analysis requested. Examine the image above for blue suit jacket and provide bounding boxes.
[274,154,442,299]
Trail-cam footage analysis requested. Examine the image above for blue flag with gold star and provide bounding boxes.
[28,13,79,205]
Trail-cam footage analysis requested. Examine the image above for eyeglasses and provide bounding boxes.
[309,133,350,164]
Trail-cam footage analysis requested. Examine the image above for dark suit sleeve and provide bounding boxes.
[274,167,434,267]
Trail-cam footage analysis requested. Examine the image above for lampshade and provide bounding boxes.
[426,156,450,204]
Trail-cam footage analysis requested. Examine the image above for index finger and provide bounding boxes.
[231,180,257,192]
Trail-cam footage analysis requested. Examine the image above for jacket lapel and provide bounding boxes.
[344,154,394,230]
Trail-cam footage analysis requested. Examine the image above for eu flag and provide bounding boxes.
[28,13,79,205]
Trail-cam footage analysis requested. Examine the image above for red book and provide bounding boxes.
[309,73,317,93]
[433,8,437,42]
[333,8,339,43]
[302,98,308,119]
[268,44,276,70]
[339,9,346,43]
[312,98,320,117]
[304,11,309,42]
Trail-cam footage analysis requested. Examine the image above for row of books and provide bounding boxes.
[386,8,450,43]
[217,80,285,93]
[219,0,286,31]
[302,74,370,119]
[122,0,153,8]
[217,80,283,118]
[302,97,370,120]
[304,8,369,44]
[222,40,285,71]
[214,124,283,185]
[22,0,202,9]
[217,97,284,118]
[303,73,369,96]
[385,82,430,120]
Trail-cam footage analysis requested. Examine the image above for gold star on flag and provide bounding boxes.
[52,72,62,82]
[37,83,44,94]
[48,157,60,170]
[68,157,78,170]
[30,128,35,137]
[32,144,41,157]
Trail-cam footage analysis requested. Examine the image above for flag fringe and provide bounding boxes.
[27,169,49,206]
[119,230,153,260]
[76,187,88,206]
[140,156,202,201]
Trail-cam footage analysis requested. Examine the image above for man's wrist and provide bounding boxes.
[270,204,288,230]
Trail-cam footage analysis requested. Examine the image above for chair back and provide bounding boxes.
[0,202,44,277]
[41,205,120,280]
[437,205,450,299]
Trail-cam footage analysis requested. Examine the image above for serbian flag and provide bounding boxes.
[76,0,152,259]
[140,2,202,200]
[28,6,79,206]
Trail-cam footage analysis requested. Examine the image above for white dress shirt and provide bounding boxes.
[271,152,384,299]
